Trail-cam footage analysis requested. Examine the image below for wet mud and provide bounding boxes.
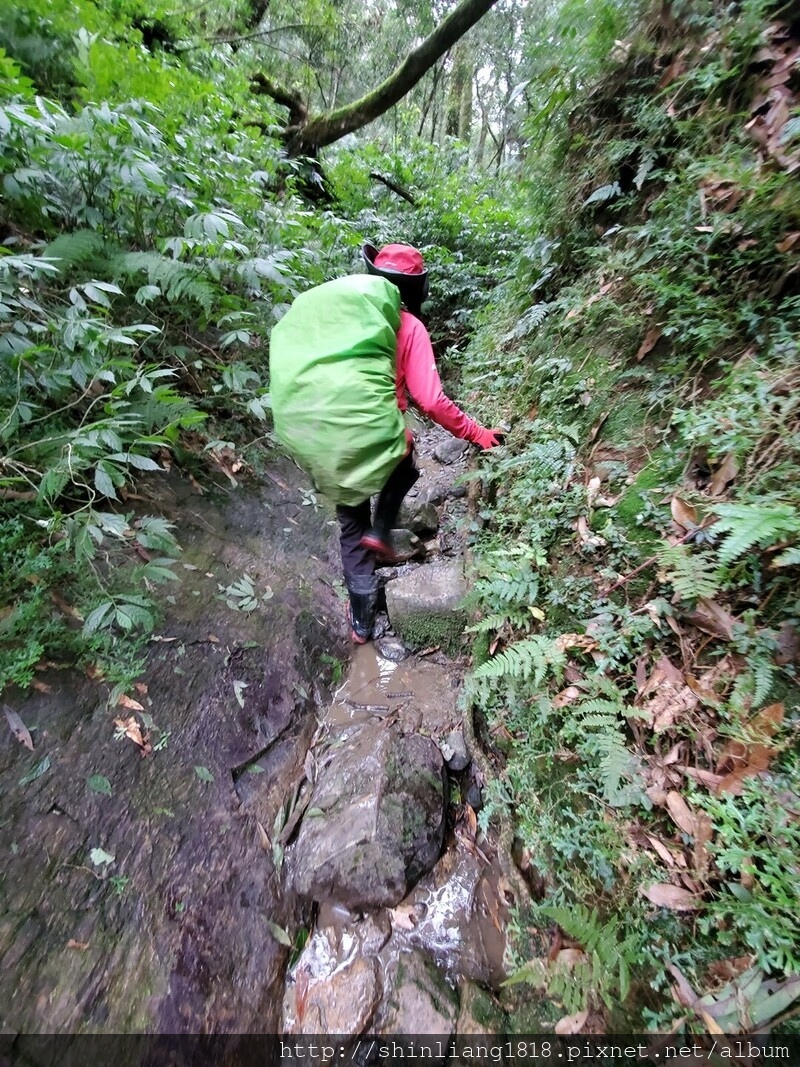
[0,459,346,1034]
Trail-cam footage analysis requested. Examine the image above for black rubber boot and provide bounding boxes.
[347,575,378,643]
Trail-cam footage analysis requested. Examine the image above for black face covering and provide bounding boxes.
[362,242,429,318]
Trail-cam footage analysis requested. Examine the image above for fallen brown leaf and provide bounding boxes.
[636,326,663,362]
[668,962,698,1009]
[555,1009,588,1035]
[666,790,696,836]
[684,598,736,641]
[707,956,754,983]
[554,633,597,653]
[707,452,738,497]
[5,705,34,751]
[693,813,713,877]
[255,819,271,852]
[117,694,144,712]
[553,685,583,708]
[114,716,150,753]
[646,834,681,868]
[644,883,700,911]
[716,703,784,794]
[670,495,698,531]
[683,766,725,791]
[576,515,606,547]
[776,232,800,253]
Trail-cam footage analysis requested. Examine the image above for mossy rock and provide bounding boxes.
[385,562,468,655]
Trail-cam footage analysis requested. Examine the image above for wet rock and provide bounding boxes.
[398,500,439,535]
[434,438,470,465]
[385,561,468,653]
[287,724,447,909]
[466,782,483,811]
[389,528,425,562]
[375,948,458,1035]
[389,840,509,988]
[283,928,381,1034]
[375,635,410,662]
[448,483,468,500]
[417,483,448,506]
[441,728,470,772]
[455,981,506,1037]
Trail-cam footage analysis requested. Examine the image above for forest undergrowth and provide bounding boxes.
[462,0,800,1034]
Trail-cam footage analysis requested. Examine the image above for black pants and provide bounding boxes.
[336,449,420,590]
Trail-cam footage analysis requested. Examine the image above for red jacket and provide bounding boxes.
[395,310,487,445]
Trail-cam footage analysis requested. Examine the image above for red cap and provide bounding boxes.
[374,244,425,275]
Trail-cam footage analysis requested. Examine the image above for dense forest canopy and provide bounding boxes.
[1,0,799,1034]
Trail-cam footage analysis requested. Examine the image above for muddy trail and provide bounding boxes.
[0,425,516,1036]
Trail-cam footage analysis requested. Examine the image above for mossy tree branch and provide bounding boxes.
[253,0,499,156]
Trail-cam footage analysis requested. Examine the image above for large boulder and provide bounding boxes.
[385,561,468,653]
[287,724,447,909]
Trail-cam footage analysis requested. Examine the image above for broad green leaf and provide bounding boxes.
[194,765,214,783]
[19,755,51,786]
[87,774,112,795]
[94,465,118,500]
[82,602,113,635]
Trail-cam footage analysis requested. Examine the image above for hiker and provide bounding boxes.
[269,242,504,643]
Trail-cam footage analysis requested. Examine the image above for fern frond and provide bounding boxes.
[474,634,565,685]
[713,502,800,567]
[466,609,531,634]
[120,251,218,313]
[583,181,621,206]
[44,229,109,270]
[570,697,643,806]
[502,302,553,342]
[658,543,720,601]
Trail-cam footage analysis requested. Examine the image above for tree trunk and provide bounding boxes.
[266,0,499,155]
[458,46,473,142]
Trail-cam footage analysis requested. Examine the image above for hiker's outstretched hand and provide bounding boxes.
[475,426,506,449]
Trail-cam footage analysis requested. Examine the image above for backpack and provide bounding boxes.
[269,274,408,506]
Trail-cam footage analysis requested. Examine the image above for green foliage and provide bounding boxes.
[473,635,565,685]
[462,0,800,1030]
[508,903,640,1013]
[694,772,800,976]
[713,502,800,568]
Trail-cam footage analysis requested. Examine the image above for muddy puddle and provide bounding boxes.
[326,643,459,732]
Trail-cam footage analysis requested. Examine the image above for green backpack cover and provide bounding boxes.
[269,275,407,506]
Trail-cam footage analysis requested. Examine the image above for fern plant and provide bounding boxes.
[657,542,720,601]
[566,697,645,807]
[473,634,566,687]
[713,502,800,567]
[507,903,639,1013]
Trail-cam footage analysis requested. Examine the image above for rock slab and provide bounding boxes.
[385,561,468,652]
[434,437,469,465]
[287,724,447,909]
